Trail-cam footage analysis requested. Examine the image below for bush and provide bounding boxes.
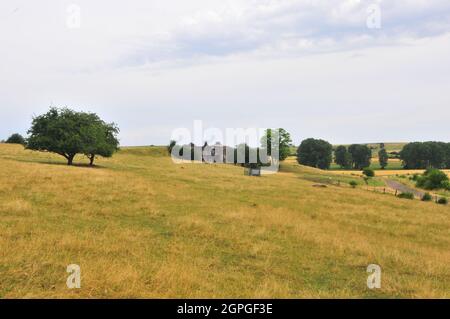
[5,133,25,145]
[441,180,450,191]
[437,197,448,205]
[349,180,358,188]
[421,193,432,201]
[362,168,375,177]
[398,192,414,200]
[416,169,449,190]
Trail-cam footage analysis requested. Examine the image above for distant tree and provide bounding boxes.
[27,107,119,166]
[5,133,25,145]
[378,148,389,169]
[400,142,448,169]
[379,143,385,149]
[348,144,372,169]
[297,138,333,169]
[260,128,292,161]
[334,145,352,169]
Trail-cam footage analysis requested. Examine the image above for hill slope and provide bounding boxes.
[0,144,448,298]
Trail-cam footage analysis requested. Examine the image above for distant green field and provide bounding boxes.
[332,143,406,157]
[329,159,404,171]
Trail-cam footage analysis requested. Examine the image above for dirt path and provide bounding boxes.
[385,179,425,198]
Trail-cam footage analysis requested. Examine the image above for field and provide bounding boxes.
[329,159,405,171]
[0,144,449,298]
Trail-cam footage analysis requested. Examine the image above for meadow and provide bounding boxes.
[0,144,449,298]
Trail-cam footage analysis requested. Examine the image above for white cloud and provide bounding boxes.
[119,0,450,67]
[1,0,450,145]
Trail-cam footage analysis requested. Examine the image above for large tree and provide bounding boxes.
[260,128,292,161]
[27,107,119,165]
[348,144,372,169]
[297,138,333,169]
[334,145,352,169]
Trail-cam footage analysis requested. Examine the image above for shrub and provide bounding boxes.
[398,192,414,200]
[416,169,449,190]
[421,193,432,202]
[362,168,375,177]
[441,180,450,191]
[349,180,358,188]
[437,197,448,205]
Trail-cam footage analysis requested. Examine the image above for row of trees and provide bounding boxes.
[3,108,120,166]
[296,139,378,170]
[400,142,450,169]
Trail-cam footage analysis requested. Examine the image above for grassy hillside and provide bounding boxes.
[0,144,449,298]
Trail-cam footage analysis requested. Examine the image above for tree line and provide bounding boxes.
[296,139,377,170]
[297,139,450,170]
[399,142,450,169]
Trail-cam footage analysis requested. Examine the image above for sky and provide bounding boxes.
[1,0,450,146]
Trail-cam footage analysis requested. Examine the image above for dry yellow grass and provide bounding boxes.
[0,144,449,298]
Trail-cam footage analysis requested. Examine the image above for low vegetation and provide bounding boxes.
[397,192,414,200]
[415,169,450,190]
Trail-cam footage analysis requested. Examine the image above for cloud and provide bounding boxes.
[119,0,450,67]
[1,0,450,145]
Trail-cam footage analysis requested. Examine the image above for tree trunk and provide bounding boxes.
[67,154,75,166]
[89,154,95,166]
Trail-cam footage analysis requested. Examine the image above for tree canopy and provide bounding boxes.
[26,107,119,165]
[297,138,333,169]
[334,145,352,169]
[348,144,372,169]
[5,133,25,145]
[400,141,450,169]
